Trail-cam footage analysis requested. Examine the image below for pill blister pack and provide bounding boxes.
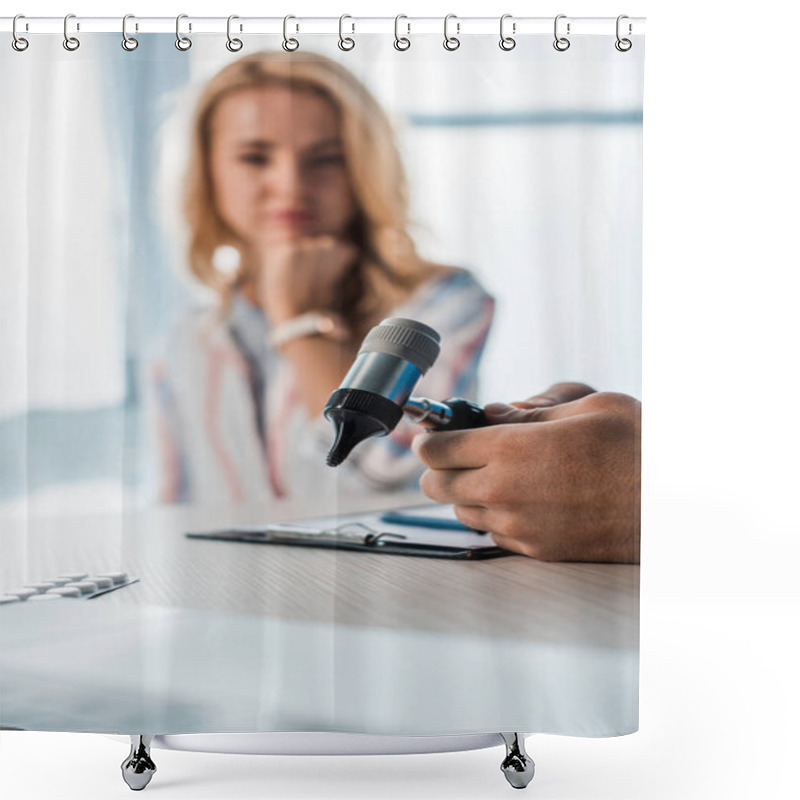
[0,572,139,604]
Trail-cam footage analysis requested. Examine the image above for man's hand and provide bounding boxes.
[506,381,596,409]
[411,387,641,563]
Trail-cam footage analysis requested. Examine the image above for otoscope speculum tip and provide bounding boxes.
[323,318,441,466]
[324,401,398,467]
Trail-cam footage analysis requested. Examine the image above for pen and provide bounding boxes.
[379,511,485,534]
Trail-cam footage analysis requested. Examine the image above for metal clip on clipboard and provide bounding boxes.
[186,520,511,560]
[245,522,405,547]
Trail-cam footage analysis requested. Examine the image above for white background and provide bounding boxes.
[1,2,798,800]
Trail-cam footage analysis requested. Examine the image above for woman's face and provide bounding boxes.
[208,86,358,245]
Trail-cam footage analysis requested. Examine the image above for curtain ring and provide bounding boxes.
[12,15,29,51]
[63,13,80,51]
[553,14,570,52]
[338,14,355,51]
[615,15,632,52]
[282,15,299,51]
[175,14,192,50]
[499,14,516,51]
[443,14,460,51]
[393,15,411,51]
[226,15,243,51]
[122,15,138,51]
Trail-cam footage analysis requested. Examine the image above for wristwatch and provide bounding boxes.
[267,311,349,348]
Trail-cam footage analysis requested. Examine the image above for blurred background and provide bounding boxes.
[0,32,643,513]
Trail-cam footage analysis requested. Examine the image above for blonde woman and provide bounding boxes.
[150,51,494,505]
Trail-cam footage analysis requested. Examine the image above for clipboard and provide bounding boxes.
[186,505,511,560]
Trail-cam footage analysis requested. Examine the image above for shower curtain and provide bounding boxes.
[0,15,643,770]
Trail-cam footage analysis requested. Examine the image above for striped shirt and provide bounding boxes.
[148,268,494,505]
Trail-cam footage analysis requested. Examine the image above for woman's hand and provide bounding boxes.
[250,234,358,323]
[241,233,360,419]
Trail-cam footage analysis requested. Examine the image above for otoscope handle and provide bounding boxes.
[432,398,488,431]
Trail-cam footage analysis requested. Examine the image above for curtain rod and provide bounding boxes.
[1,16,646,36]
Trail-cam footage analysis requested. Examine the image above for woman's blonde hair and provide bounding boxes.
[183,50,434,330]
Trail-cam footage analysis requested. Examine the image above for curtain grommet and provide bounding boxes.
[63,14,80,51]
[499,14,516,51]
[553,15,570,52]
[121,15,138,51]
[282,15,299,52]
[226,15,243,52]
[443,14,460,51]
[394,15,411,51]
[338,15,355,51]
[12,15,29,51]
[175,14,192,51]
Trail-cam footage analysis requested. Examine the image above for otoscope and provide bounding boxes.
[324,318,487,467]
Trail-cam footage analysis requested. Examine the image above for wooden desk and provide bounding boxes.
[0,494,639,736]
